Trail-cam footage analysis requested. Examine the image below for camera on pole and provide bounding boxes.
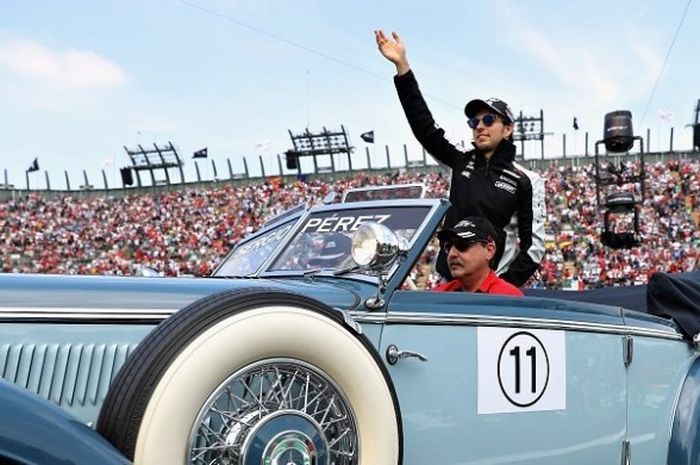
[594,110,646,249]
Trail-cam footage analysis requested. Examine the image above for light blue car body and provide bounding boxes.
[0,378,131,465]
[0,197,698,464]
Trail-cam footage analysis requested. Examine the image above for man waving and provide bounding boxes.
[375,29,546,287]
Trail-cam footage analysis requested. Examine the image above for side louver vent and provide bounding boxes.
[0,343,138,407]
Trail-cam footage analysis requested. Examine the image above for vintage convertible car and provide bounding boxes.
[1,184,699,465]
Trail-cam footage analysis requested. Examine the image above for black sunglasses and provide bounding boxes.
[468,113,498,129]
[443,238,486,253]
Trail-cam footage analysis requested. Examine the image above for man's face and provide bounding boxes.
[446,239,495,281]
[470,109,513,152]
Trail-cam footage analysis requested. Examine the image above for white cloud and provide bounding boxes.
[508,25,622,104]
[0,39,127,90]
[495,2,664,111]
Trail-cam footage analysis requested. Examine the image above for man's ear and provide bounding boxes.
[503,123,514,139]
[485,241,497,261]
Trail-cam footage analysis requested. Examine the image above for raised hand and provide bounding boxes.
[374,30,409,75]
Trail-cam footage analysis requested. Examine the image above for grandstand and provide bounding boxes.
[1,158,698,290]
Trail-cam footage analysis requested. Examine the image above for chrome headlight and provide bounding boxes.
[351,223,408,269]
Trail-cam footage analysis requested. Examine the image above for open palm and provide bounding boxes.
[375,30,406,65]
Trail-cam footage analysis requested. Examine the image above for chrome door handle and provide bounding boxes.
[385,344,428,365]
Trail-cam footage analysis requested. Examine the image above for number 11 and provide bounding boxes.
[509,346,537,393]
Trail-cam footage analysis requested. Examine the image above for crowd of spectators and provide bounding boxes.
[1,159,698,289]
[535,159,699,289]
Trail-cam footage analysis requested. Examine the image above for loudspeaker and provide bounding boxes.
[603,110,634,153]
[694,124,700,151]
[120,167,133,186]
[285,152,298,170]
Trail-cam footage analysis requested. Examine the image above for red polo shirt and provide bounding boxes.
[433,271,524,296]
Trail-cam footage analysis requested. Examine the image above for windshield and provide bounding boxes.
[269,206,431,273]
[214,221,296,276]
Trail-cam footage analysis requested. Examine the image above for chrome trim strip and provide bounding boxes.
[0,307,176,321]
[350,311,683,341]
[0,307,684,341]
[626,327,684,341]
[348,311,385,324]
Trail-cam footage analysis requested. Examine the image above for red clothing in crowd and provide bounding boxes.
[2,161,698,286]
[433,271,524,296]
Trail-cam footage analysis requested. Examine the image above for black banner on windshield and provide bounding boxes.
[300,206,430,235]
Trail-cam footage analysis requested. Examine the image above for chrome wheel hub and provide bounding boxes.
[261,428,315,465]
[188,359,357,465]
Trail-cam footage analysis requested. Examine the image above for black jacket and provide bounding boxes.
[394,70,546,286]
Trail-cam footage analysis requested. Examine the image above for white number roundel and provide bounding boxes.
[497,331,550,407]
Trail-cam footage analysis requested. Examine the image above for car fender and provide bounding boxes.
[0,379,130,465]
[669,355,700,465]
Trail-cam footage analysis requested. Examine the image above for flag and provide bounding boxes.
[193,147,208,159]
[573,117,579,131]
[255,140,271,152]
[658,110,673,123]
[26,158,39,172]
[360,130,374,143]
[101,156,115,168]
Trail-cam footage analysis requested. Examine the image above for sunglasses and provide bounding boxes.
[443,238,487,253]
[468,113,499,129]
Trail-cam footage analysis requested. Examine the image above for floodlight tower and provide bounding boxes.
[284,126,354,174]
[512,110,549,160]
[121,141,185,187]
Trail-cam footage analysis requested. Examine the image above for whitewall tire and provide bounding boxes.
[97,289,402,465]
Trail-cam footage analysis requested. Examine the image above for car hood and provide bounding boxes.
[0,273,367,313]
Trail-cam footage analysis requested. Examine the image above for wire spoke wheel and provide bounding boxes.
[189,358,357,465]
[97,290,401,465]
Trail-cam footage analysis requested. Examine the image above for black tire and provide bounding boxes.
[96,289,402,465]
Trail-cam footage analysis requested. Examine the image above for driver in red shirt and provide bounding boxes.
[433,217,523,296]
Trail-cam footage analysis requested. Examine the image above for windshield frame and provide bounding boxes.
[213,198,445,281]
[258,198,444,283]
[211,213,305,277]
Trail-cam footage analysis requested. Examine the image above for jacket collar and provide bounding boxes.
[471,139,516,163]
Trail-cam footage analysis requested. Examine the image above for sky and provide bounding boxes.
[1,0,698,189]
